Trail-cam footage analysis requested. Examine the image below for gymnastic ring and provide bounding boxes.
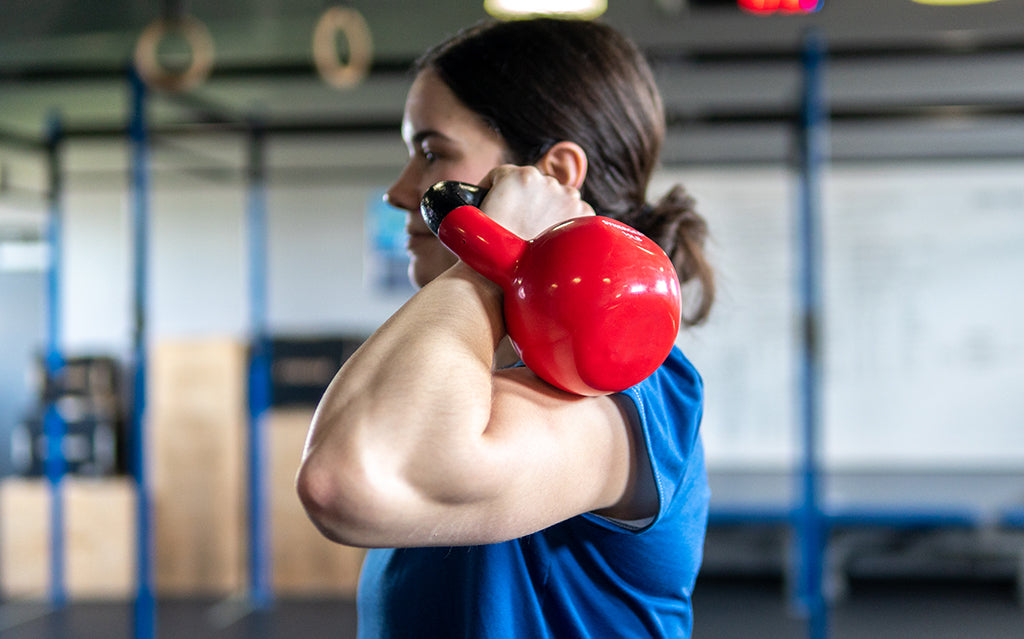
[133,15,215,93]
[312,7,373,90]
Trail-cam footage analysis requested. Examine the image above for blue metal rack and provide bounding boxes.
[245,118,274,610]
[127,67,156,639]
[42,112,67,610]
[793,29,829,639]
[121,75,277,631]
[705,30,1024,639]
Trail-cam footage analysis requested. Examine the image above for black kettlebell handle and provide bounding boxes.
[420,181,488,235]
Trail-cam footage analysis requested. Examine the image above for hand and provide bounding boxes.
[477,165,595,240]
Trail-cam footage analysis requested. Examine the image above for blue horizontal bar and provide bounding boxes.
[1002,508,1024,528]
[708,505,794,525]
[707,504,984,529]
[825,506,979,529]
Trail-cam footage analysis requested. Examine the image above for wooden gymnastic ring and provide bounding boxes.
[133,15,215,93]
[312,7,373,89]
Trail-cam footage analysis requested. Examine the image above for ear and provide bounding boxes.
[535,141,588,190]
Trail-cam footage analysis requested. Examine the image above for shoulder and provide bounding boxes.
[622,346,704,437]
[612,346,707,524]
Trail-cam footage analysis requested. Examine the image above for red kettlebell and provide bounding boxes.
[421,181,682,396]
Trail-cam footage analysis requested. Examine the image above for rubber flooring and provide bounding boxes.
[0,577,1020,638]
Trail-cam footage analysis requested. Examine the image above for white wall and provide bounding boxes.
[662,161,1024,471]
[661,167,798,469]
[58,166,409,354]
[822,162,1024,468]
[266,183,410,336]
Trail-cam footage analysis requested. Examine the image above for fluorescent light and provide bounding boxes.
[909,0,1001,4]
[484,0,607,19]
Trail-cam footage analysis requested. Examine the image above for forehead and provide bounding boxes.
[400,71,496,145]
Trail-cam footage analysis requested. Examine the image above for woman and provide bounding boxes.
[297,17,715,638]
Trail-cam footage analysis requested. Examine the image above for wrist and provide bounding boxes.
[448,261,504,300]
[440,261,507,352]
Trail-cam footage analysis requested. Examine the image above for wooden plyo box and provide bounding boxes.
[150,338,247,595]
[0,340,365,600]
[149,339,364,596]
[269,409,365,596]
[0,477,135,599]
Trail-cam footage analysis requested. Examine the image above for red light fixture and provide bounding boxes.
[739,0,822,14]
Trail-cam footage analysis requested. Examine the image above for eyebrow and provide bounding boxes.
[408,129,451,147]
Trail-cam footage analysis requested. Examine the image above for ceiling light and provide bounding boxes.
[739,0,823,14]
[909,0,1001,4]
[484,0,607,19]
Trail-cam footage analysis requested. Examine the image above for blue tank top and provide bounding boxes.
[357,346,709,638]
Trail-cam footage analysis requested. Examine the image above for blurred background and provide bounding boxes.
[1,0,1023,637]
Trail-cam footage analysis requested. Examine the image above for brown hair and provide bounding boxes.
[417,18,714,326]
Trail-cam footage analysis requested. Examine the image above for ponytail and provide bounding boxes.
[624,185,715,327]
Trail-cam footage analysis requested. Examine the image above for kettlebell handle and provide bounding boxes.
[420,180,526,288]
[420,181,487,235]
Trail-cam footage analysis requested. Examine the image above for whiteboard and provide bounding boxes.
[654,167,798,469]
[823,162,1024,468]
[656,161,1024,470]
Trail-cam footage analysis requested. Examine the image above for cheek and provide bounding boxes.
[471,147,511,180]
[443,146,508,187]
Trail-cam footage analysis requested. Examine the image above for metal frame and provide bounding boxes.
[0,112,71,613]
[703,32,1024,639]
[793,29,828,639]
[125,68,277,637]
[127,68,156,639]
[42,113,67,611]
[245,117,273,611]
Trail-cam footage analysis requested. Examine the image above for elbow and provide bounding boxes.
[294,458,337,532]
[295,449,383,548]
[294,456,347,544]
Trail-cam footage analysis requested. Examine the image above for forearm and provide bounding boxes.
[297,262,506,545]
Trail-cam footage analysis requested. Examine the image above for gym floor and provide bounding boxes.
[1,577,1020,638]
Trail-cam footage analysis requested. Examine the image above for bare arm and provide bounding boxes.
[296,168,655,548]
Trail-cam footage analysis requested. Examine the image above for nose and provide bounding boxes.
[385,163,421,213]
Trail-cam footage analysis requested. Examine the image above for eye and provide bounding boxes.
[412,143,437,164]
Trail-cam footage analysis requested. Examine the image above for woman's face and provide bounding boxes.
[386,70,509,288]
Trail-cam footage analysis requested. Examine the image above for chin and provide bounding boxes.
[408,248,459,289]
[408,268,428,290]
[408,261,438,289]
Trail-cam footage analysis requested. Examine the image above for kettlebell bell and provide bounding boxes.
[421,180,682,396]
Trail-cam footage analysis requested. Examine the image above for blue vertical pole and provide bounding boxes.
[794,30,829,639]
[128,68,156,639]
[246,119,273,609]
[43,112,67,610]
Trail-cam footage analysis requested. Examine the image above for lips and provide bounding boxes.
[405,225,437,253]
[405,227,434,240]
[405,224,432,237]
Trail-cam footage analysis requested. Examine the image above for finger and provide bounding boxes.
[477,164,522,190]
